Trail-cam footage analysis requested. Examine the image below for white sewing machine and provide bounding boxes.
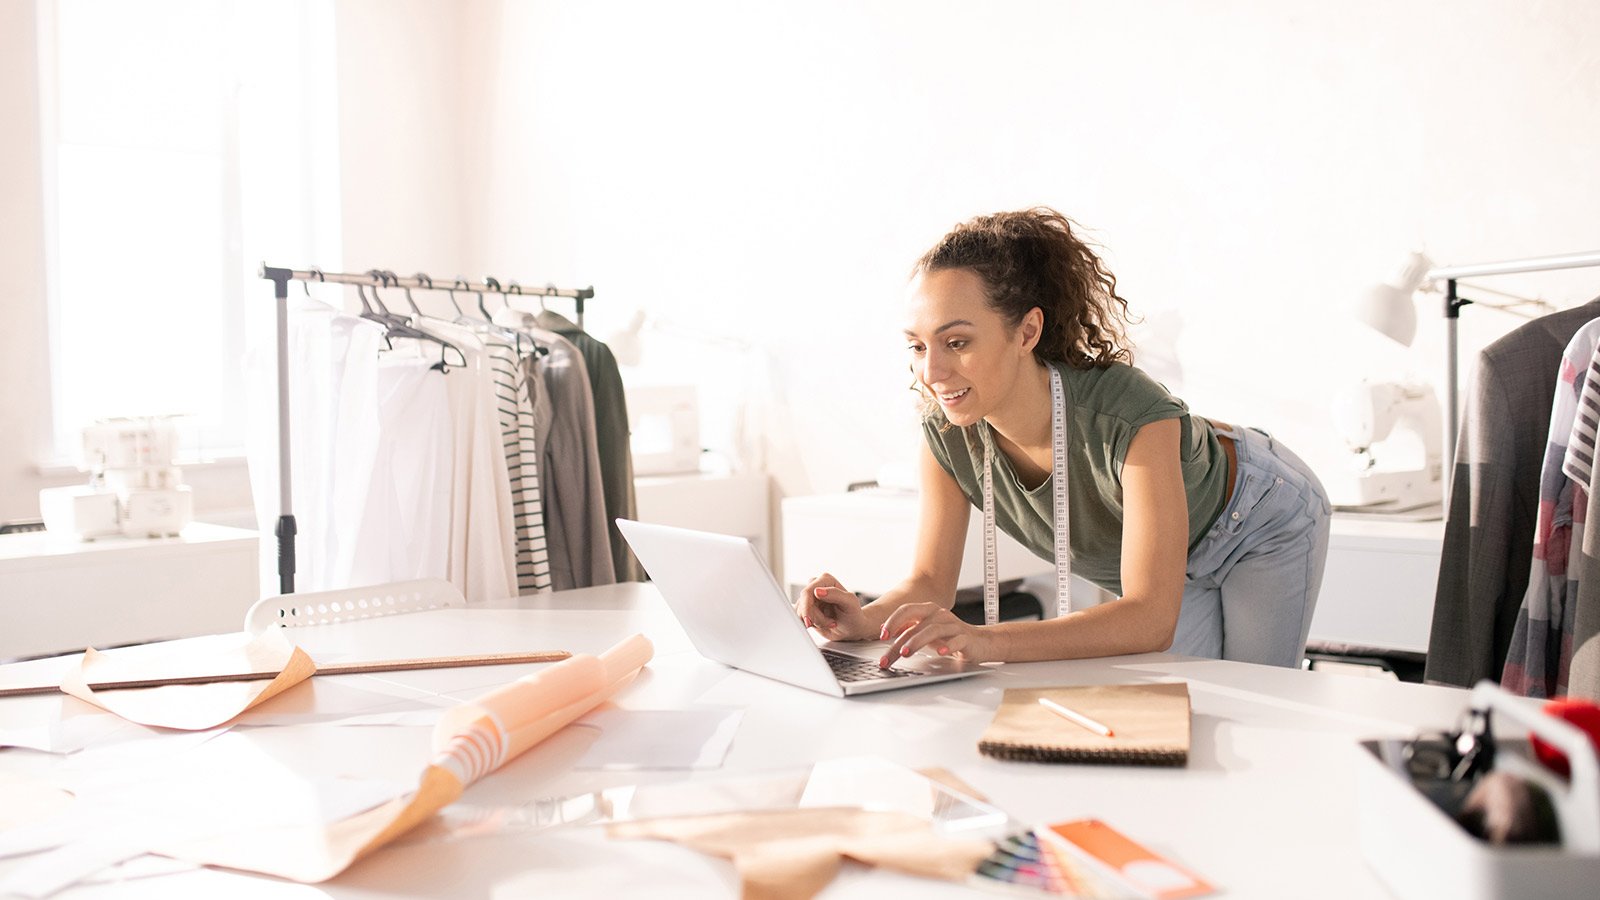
[1327,381,1444,512]
[39,416,193,540]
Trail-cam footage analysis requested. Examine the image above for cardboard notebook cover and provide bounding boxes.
[979,683,1190,766]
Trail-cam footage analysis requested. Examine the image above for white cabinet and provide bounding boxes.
[634,469,772,568]
[0,523,259,660]
[780,489,1065,599]
[1308,516,1444,655]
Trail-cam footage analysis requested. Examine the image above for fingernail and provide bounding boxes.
[878,656,888,668]
[900,646,911,657]
[879,625,888,640]
[938,647,949,656]
[816,587,828,598]
[803,616,811,628]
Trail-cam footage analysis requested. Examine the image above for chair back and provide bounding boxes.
[244,578,465,633]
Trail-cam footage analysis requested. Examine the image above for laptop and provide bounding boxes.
[616,518,989,697]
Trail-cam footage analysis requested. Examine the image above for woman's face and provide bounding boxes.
[904,267,1037,428]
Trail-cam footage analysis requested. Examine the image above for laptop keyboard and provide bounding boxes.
[821,648,929,683]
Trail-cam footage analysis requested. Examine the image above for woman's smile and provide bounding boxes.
[937,387,971,407]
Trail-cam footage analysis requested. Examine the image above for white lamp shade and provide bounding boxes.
[1355,251,1433,347]
[1356,282,1418,346]
[606,310,646,366]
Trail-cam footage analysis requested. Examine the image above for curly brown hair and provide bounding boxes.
[913,207,1135,369]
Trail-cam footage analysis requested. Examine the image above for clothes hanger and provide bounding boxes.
[303,266,325,299]
[363,271,466,370]
[533,282,579,331]
[503,282,550,358]
[450,274,527,347]
[395,270,426,317]
[447,278,469,318]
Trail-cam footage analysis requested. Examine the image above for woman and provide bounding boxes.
[795,208,1330,668]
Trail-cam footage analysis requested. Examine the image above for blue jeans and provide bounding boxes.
[1169,425,1332,667]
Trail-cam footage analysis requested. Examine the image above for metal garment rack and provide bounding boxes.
[257,265,595,595]
[1428,250,1600,471]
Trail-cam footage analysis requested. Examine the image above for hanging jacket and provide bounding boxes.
[1427,297,1600,687]
[535,310,642,582]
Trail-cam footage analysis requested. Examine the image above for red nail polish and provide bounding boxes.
[879,625,888,640]
[938,647,949,655]
[900,646,911,656]
[803,617,812,628]
[816,587,828,598]
[878,656,888,668]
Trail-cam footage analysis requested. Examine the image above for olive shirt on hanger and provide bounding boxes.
[921,361,1230,596]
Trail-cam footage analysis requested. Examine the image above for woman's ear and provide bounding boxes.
[1018,307,1044,353]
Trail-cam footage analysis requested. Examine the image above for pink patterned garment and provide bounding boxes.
[1502,319,1600,696]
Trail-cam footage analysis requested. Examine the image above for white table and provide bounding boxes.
[0,582,1479,898]
[0,523,259,661]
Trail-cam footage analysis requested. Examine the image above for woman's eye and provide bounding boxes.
[947,340,967,350]
[907,343,925,354]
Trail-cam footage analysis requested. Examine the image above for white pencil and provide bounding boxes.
[1038,696,1115,737]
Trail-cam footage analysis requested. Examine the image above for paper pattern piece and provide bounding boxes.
[572,708,743,770]
[60,630,316,731]
[0,712,159,755]
[139,634,654,883]
[0,772,73,831]
[609,807,994,900]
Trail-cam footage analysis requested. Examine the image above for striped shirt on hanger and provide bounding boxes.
[486,339,552,594]
[1563,342,1600,488]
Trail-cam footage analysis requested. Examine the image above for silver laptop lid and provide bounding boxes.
[616,518,845,696]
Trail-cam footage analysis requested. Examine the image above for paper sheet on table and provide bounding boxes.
[572,708,743,770]
[0,761,408,899]
[142,634,654,883]
[0,712,155,754]
[59,630,315,731]
[0,772,73,832]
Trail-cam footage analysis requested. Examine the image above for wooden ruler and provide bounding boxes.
[0,650,571,699]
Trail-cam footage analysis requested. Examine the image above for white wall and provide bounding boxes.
[0,0,61,522]
[333,0,473,274]
[457,0,1600,494]
[4,0,1599,522]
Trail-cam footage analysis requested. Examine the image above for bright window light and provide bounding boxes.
[41,0,340,464]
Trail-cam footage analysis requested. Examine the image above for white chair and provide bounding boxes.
[244,578,465,634]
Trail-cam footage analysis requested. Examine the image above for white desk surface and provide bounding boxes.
[0,522,256,564]
[0,583,1479,898]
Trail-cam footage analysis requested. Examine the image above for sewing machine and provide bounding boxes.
[1327,381,1444,512]
[39,416,193,540]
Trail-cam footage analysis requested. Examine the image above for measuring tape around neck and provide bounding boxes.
[981,365,1071,626]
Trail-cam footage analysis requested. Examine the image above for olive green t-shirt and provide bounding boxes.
[921,361,1228,596]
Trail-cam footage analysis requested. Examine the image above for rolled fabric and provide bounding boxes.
[430,634,654,788]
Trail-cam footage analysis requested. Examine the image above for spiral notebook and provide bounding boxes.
[978,683,1190,766]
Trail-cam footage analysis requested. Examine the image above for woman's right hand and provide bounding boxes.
[794,572,874,642]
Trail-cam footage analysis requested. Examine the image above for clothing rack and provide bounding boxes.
[1429,250,1600,469]
[257,264,596,595]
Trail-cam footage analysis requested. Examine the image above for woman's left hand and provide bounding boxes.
[878,603,1001,667]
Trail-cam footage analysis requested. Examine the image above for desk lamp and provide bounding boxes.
[1358,252,1574,480]
[1331,254,1444,512]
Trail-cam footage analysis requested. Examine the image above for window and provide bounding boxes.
[39,0,340,462]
